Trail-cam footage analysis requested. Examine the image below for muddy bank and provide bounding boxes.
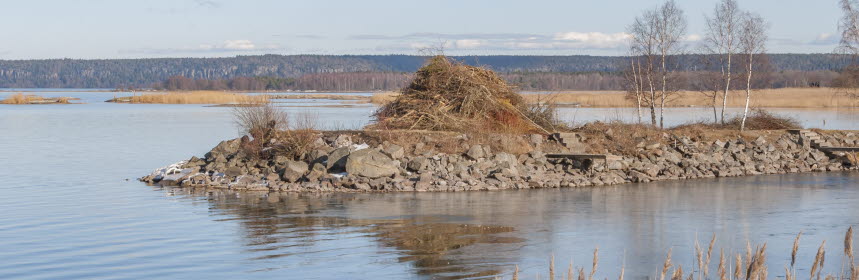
[140,129,859,192]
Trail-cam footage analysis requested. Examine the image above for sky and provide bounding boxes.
[0,0,845,59]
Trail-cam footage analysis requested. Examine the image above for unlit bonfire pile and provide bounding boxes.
[370,55,551,133]
[140,131,859,192]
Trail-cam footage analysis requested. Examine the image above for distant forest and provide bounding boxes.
[0,54,851,90]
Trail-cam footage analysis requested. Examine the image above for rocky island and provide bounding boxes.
[140,56,859,192]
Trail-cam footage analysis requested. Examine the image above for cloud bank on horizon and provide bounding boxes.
[0,0,845,59]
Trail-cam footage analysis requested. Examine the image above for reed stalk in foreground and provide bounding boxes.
[792,231,802,269]
[660,249,673,280]
[511,228,859,280]
[811,240,826,280]
[589,248,598,280]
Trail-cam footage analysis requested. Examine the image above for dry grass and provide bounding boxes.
[268,94,370,100]
[672,109,802,131]
[1,93,78,104]
[233,103,319,159]
[372,88,858,108]
[369,91,399,104]
[511,88,859,108]
[109,91,268,104]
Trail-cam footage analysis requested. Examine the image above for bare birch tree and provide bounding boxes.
[703,0,741,124]
[629,11,660,126]
[738,12,768,132]
[629,0,685,128]
[837,0,859,96]
[622,55,646,123]
[654,0,687,129]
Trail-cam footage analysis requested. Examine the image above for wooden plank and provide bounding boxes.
[545,153,623,161]
[821,147,859,152]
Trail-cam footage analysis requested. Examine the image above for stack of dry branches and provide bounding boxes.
[370,56,554,134]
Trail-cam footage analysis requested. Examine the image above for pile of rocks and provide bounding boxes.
[140,131,858,192]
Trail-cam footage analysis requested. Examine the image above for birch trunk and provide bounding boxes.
[740,53,753,131]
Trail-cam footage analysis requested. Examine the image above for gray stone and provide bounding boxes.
[306,163,327,181]
[327,147,350,172]
[407,157,429,171]
[225,166,244,177]
[382,144,405,159]
[334,134,352,148]
[345,149,399,178]
[281,160,308,183]
[466,145,485,160]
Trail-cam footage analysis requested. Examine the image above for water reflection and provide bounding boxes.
[156,171,859,279]
[166,189,525,279]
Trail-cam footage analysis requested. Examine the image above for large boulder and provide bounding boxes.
[327,147,350,172]
[345,149,399,178]
[281,160,309,183]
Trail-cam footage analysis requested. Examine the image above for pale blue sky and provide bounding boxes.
[0,0,843,59]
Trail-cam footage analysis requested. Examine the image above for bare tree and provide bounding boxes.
[628,10,660,126]
[654,0,687,129]
[838,0,859,96]
[622,53,647,123]
[690,54,724,123]
[704,0,741,124]
[628,0,686,128]
[840,0,859,55]
[738,12,768,132]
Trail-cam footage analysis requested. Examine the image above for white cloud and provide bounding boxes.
[121,40,280,55]
[684,34,702,42]
[811,33,839,45]
[454,39,485,49]
[552,32,632,48]
[220,40,257,50]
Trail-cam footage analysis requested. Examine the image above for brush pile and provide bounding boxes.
[371,56,554,134]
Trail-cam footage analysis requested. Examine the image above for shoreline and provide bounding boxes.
[141,128,859,193]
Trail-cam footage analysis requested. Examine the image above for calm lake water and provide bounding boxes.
[1,90,858,279]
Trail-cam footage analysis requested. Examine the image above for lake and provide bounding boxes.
[1,90,858,279]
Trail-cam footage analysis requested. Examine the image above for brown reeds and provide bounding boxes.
[0,93,77,104]
[513,265,519,280]
[705,234,717,278]
[111,91,268,104]
[507,228,859,280]
[371,55,554,134]
[590,248,599,280]
[518,88,859,108]
[792,231,802,269]
[847,227,854,265]
[660,249,673,280]
[568,259,574,280]
[812,241,827,280]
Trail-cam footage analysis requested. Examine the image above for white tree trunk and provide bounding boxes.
[720,53,733,124]
[740,53,753,131]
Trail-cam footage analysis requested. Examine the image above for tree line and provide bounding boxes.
[150,69,840,92]
[0,54,853,89]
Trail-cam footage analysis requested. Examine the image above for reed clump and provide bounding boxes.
[370,55,557,134]
[233,103,319,160]
[110,91,268,104]
[507,228,858,280]
[1,93,77,104]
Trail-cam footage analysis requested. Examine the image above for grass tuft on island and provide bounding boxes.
[106,90,268,104]
[1,93,80,105]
